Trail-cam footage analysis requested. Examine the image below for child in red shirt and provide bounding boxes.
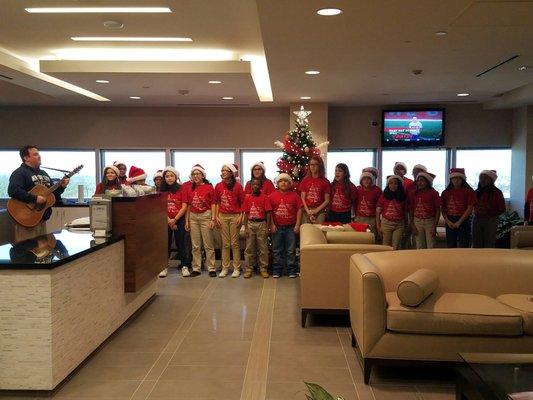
[159,166,191,278]
[526,184,533,226]
[244,162,275,195]
[242,178,272,279]
[441,168,476,248]
[94,165,122,195]
[355,169,382,234]
[300,156,330,224]
[408,172,441,249]
[472,170,506,248]
[376,175,407,249]
[186,164,216,276]
[328,163,357,224]
[394,161,414,190]
[215,163,245,278]
[269,173,303,278]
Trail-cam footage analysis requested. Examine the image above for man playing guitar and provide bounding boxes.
[8,145,70,241]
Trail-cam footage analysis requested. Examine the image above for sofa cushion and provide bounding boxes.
[497,294,533,335]
[397,269,439,307]
[386,292,523,336]
[325,230,374,245]
[300,224,327,246]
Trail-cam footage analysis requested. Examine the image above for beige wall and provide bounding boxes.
[328,104,513,148]
[510,106,533,216]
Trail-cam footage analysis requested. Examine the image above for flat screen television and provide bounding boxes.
[381,109,445,147]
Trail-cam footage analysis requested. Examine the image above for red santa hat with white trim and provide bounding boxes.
[480,169,497,182]
[104,165,120,176]
[127,166,147,183]
[113,160,127,168]
[449,168,466,181]
[153,170,163,180]
[417,171,436,184]
[362,167,379,179]
[413,164,428,172]
[163,166,180,181]
[386,175,404,186]
[251,161,266,172]
[360,171,376,184]
[393,162,408,173]
[223,163,239,175]
[190,164,206,177]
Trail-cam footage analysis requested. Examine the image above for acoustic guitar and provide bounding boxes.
[7,165,84,227]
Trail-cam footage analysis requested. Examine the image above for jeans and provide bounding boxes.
[445,215,472,248]
[327,210,352,224]
[168,218,191,267]
[272,225,297,276]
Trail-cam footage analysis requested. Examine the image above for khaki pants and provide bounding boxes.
[219,213,241,271]
[354,216,377,234]
[413,217,436,249]
[472,215,498,248]
[302,210,326,224]
[245,221,269,273]
[381,218,404,250]
[14,221,46,243]
[189,210,216,272]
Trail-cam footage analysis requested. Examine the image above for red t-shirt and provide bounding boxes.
[188,183,215,213]
[377,196,406,222]
[355,185,382,217]
[243,193,272,220]
[166,190,186,219]
[408,188,441,219]
[299,176,331,207]
[403,177,414,190]
[215,181,245,214]
[527,188,533,222]
[244,179,275,196]
[474,189,506,217]
[329,181,357,213]
[269,190,303,226]
[441,187,476,217]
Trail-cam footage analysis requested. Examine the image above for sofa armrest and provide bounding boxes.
[511,226,533,249]
[326,231,375,245]
[349,254,387,357]
[301,244,392,252]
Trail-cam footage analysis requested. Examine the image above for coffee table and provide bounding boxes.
[456,353,533,400]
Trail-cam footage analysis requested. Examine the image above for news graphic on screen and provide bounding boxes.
[382,110,444,146]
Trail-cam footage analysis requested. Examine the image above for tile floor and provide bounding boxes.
[2,270,456,400]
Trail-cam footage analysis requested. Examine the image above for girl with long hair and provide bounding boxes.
[328,163,356,223]
[299,156,330,224]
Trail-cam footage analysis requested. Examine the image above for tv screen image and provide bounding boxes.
[382,110,444,146]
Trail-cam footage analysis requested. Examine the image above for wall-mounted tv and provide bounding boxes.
[382,109,445,147]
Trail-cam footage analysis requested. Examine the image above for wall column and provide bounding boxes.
[510,105,533,216]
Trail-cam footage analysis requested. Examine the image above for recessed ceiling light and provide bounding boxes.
[103,20,124,29]
[129,96,141,100]
[209,80,222,84]
[305,70,320,75]
[518,66,531,71]
[316,8,342,16]
[222,96,234,100]
[457,93,470,97]
[95,79,109,84]
[435,31,447,36]
[71,37,192,42]
[300,96,311,100]
[25,7,172,13]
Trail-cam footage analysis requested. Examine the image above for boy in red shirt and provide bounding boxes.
[408,171,441,249]
[376,175,407,249]
[242,178,272,279]
[441,168,476,248]
[355,169,382,234]
[269,173,303,278]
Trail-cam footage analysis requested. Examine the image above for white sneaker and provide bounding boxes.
[231,269,241,278]
[158,268,168,278]
[181,267,191,277]
[219,269,229,278]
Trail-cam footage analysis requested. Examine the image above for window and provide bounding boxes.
[326,150,375,183]
[172,150,235,184]
[101,150,166,186]
[241,150,281,182]
[381,149,448,193]
[455,149,512,198]
[0,151,23,198]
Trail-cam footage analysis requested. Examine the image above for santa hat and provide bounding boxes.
[480,169,497,182]
[362,167,379,178]
[113,160,127,168]
[359,172,376,184]
[275,173,293,184]
[223,163,239,176]
[387,175,404,186]
[394,162,407,173]
[417,171,436,184]
[153,170,163,180]
[103,165,120,177]
[190,164,206,177]
[163,166,180,181]
[251,161,266,172]
[449,168,466,181]
[413,164,428,172]
[127,166,147,183]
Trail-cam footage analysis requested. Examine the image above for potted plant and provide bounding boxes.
[304,382,345,400]
[496,211,523,248]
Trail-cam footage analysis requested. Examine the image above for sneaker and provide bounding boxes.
[243,270,253,279]
[219,269,229,278]
[158,268,168,278]
[260,270,269,278]
[181,267,191,277]
[208,270,217,277]
[191,270,201,277]
[289,273,297,279]
[272,273,280,279]
[231,269,241,278]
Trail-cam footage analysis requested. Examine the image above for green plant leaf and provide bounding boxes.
[304,382,336,400]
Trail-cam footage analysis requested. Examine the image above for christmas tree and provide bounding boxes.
[274,106,328,181]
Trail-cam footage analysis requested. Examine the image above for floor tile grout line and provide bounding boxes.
[127,279,218,400]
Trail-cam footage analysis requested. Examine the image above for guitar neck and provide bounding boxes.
[43,181,62,197]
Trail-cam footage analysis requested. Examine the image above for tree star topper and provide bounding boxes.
[293,105,312,123]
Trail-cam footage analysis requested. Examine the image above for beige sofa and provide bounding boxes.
[511,226,533,250]
[300,224,392,327]
[349,249,533,383]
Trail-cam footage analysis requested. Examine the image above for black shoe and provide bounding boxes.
[208,271,217,277]
[191,270,201,277]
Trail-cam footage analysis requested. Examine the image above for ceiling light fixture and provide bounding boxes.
[129,96,141,99]
[305,70,320,75]
[103,20,124,29]
[25,7,172,13]
[209,80,222,84]
[95,79,109,84]
[518,66,531,71]
[51,48,234,61]
[71,37,192,42]
[222,96,234,100]
[435,31,447,36]
[457,93,470,97]
[300,96,311,100]
[316,8,342,16]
